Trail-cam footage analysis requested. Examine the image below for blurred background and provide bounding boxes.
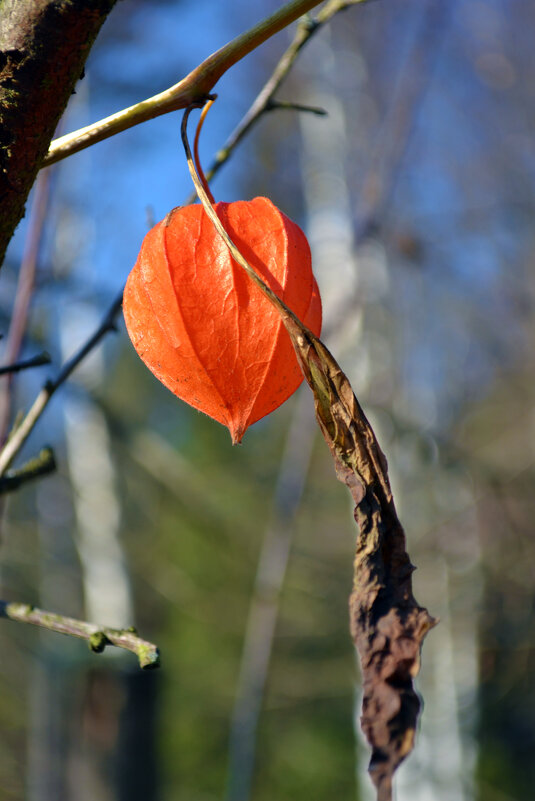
[0,0,534,799]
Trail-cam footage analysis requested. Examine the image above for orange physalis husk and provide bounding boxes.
[123,196,322,443]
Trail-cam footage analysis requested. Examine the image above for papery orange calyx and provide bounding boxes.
[123,196,322,443]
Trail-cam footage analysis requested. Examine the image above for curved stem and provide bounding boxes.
[193,97,217,205]
[181,104,304,330]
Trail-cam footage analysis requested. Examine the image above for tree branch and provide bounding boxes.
[0,351,51,376]
[0,601,159,669]
[43,0,327,169]
[0,0,354,482]
[0,166,53,444]
[0,446,55,493]
[0,0,119,267]
[0,290,124,476]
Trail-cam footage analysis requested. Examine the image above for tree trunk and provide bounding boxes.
[0,0,118,267]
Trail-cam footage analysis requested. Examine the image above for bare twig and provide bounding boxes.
[200,0,362,190]
[0,447,56,494]
[0,352,51,376]
[266,99,326,115]
[43,0,326,168]
[0,168,52,444]
[0,601,159,669]
[0,290,124,476]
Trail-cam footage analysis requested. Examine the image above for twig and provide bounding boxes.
[0,601,159,669]
[43,0,326,168]
[0,169,52,444]
[0,447,56,494]
[0,352,51,376]
[199,0,363,191]
[266,99,326,115]
[0,290,124,477]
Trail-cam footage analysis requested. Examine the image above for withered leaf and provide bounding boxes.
[183,104,437,801]
[283,319,437,801]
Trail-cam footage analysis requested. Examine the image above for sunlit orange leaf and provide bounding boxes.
[123,197,322,442]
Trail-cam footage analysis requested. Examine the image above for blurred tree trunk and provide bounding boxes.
[0,0,118,267]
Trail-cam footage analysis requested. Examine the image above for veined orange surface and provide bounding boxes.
[123,197,322,443]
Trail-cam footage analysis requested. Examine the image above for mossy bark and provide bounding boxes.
[0,0,118,266]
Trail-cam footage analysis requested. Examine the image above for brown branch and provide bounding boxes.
[0,0,119,267]
[0,601,159,669]
[0,167,52,443]
[182,103,436,801]
[0,351,51,376]
[42,0,327,169]
[0,289,124,476]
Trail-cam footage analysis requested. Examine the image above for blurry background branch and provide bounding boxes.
[0,446,55,494]
[0,352,51,376]
[0,290,124,476]
[0,167,53,445]
[225,390,317,801]
[0,602,159,669]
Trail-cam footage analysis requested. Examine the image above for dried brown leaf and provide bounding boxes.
[283,318,437,801]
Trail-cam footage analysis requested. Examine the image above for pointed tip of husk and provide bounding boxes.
[229,422,247,445]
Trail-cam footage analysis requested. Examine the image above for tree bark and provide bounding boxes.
[0,0,118,267]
